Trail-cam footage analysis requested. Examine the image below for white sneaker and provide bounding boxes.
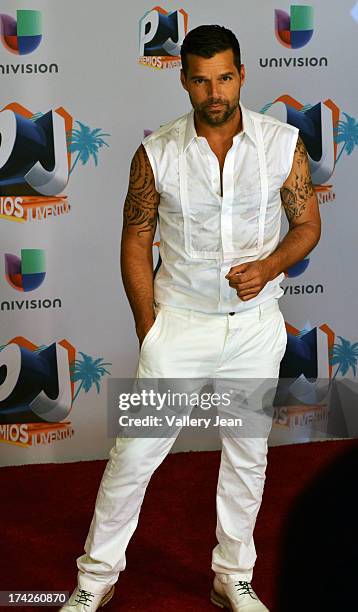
[60,585,115,611]
[210,576,269,611]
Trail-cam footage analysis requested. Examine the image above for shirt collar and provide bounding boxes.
[183,102,257,152]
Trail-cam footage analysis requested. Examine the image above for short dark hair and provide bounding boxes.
[181,25,241,76]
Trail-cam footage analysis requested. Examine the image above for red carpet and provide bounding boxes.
[1,439,357,611]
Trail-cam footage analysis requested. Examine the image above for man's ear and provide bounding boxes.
[180,69,188,92]
[240,64,246,87]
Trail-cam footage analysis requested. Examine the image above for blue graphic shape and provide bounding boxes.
[0,110,56,196]
[290,29,313,48]
[280,328,318,381]
[0,343,62,423]
[351,2,358,23]
[287,258,310,277]
[18,34,42,55]
[283,103,323,162]
[144,11,181,56]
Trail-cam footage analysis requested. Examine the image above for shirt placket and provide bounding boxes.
[198,138,221,196]
[219,137,241,310]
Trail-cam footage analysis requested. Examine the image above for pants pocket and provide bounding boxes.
[140,309,163,352]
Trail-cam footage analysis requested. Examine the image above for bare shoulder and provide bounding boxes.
[123,144,159,238]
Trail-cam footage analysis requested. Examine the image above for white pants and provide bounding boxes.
[76,298,287,594]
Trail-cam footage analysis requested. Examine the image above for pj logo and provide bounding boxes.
[0,338,75,447]
[0,338,111,447]
[0,10,42,55]
[261,95,358,276]
[138,6,188,69]
[0,102,110,223]
[260,95,358,204]
[0,103,71,198]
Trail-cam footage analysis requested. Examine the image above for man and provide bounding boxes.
[61,25,320,612]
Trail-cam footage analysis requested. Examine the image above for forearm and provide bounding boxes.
[120,234,156,332]
[265,222,321,280]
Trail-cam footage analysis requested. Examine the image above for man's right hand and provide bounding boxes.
[136,319,155,349]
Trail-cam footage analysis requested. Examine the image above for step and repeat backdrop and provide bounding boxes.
[0,1,357,466]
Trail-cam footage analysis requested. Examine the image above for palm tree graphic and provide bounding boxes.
[30,112,44,122]
[0,345,111,404]
[334,112,358,164]
[260,102,274,114]
[33,345,48,354]
[70,352,112,403]
[329,336,358,379]
[297,327,312,338]
[67,121,110,175]
[260,102,313,114]
[30,114,110,176]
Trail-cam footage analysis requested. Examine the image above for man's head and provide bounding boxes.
[180,25,245,127]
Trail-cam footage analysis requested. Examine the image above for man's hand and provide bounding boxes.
[136,319,155,349]
[225,260,273,301]
[228,135,321,302]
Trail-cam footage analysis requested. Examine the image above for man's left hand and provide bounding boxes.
[225,260,272,301]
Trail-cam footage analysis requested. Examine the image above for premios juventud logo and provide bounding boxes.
[138,6,188,69]
[274,319,358,441]
[261,95,358,294]
[0,337,111,447]
[260,94,358,203]
[0,103,110,223]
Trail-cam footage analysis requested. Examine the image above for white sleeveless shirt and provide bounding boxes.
[142,103,298,313]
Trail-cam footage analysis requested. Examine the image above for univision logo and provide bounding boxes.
[5,249,45,291]
[2,248,62,310]
[275,5,314,49]
[260,5,328,69]
[0,10,59,75]
[283,284,324,295]
[0,10,42,55]
[286,258,310,278]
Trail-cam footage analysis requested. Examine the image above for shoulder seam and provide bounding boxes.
[143,113,187,144]
[252,109,299,132]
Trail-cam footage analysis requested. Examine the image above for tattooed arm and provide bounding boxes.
[226,135,321,301]
[263,134,321,281]
[120,144,160,346]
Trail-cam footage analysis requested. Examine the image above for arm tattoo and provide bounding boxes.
[280,135,314,222]
[123,145,159,236]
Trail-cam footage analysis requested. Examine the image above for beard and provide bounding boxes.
[191,94,240,126]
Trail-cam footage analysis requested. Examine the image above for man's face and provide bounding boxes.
[180,49,245,127]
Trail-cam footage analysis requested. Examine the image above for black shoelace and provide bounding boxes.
[234,581,257,600]
[74,589,95,607]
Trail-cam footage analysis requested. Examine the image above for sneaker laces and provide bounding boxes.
[234,581,257,600]
[74,589,95,606]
